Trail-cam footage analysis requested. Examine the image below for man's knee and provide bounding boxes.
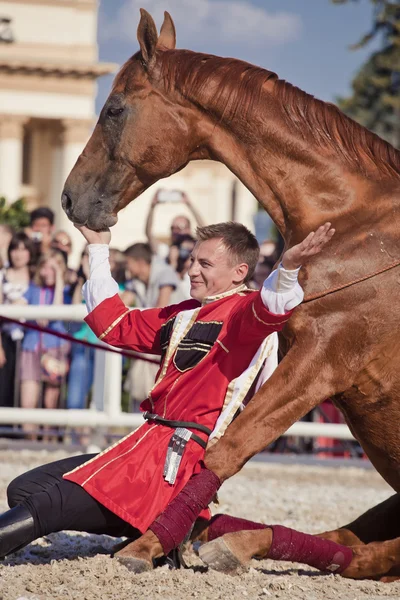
[7,474,30,508]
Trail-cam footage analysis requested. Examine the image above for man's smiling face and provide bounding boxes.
[188,238,249,302]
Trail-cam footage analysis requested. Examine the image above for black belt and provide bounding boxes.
[143,412,211,450]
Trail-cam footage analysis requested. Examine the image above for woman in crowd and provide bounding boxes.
[0,233,37,409]
[64,247,96,445]
[20,249,71,435]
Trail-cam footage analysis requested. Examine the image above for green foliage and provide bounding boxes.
[332,0,400,147]
[0,197,30,230]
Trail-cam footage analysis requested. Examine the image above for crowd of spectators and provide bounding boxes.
[0,192,217,439]
[0,191,349,455]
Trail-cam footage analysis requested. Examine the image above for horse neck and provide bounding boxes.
[204,111,360,245]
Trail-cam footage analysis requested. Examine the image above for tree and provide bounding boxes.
[0,197,30,230]
[332,1,400,147]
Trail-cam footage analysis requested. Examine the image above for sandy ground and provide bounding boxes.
[0,449,399,600]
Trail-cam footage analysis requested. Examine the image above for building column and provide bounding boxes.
[50,118,93,267]
[0,115,27,202]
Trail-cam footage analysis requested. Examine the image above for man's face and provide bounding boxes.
[188,238,248,301]
[31,218,52,235]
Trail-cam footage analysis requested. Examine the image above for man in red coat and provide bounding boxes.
[0,220,334,565]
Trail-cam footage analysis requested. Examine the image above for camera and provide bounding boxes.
[31,231,43,242]
[156,189,184,203]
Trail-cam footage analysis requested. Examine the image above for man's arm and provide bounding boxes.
[238,223,335,341]
[75,226,176,354]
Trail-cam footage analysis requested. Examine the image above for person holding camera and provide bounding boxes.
[26,207,55,256]
[168,233,197,302]
[145,190,205,259]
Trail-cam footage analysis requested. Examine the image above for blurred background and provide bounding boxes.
[0,0,398,455]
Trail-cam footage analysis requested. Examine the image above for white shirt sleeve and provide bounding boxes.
[260,263,304,315]
[82,244,120,313]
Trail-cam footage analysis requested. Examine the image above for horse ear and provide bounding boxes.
[137,8,158,66]
[158,11,176,50]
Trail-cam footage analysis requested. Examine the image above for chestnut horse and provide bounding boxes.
[63,10,400,575]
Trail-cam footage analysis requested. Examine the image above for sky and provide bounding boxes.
[96,0,380,114]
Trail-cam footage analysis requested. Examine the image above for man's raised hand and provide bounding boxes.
[282,222,335,270]
[75,224,111,246]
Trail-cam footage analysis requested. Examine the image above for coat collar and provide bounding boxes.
[201,284,250,306]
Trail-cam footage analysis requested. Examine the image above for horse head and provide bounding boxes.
[62,10,211,231]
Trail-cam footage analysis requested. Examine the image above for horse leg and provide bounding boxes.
[199,527,400,580]
[118,336,360,569]
[317,493,400,546]
[341,537,400,580]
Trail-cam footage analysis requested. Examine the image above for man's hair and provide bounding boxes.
[124,242,153,264]
[30,207,55,226]
[196,222,260,282]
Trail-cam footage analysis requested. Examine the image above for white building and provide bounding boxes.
[0,0,259,266]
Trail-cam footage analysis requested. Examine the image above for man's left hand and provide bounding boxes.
[75,224,111,246]
[282,222,335,270]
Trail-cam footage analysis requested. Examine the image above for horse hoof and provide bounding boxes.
[379,575,400,583]
[116,555,153,573]
[198,537,247,575]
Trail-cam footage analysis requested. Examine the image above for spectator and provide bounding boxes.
[51,229,78,293]
[124,242,179,308]
[109,248,127,287]
[20,249,71,436]
[169,233,196,302]
[145,190,205,258]
[51,230,72,256]
[0,233,36,409]
[250,239,279,290]
[123,242,179,409]
[0,224,14,269]
[26,207,55,255]
[64,247,96,445]
[251,257,276,290]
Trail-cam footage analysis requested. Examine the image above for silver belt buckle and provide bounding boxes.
[164,428,192,485]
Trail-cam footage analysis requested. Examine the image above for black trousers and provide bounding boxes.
[0,333,17,408]
[7,454,140,540]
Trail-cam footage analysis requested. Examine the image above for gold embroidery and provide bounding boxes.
[149,309,201,392]
[217,340,229,353]
[81,425,157,487]
[176,346,209,352]
[202,284,250,305]
[191,320,224,326]
[64,422,147,478]
[99,309,130,340]
[252,302,288,326]
[208,335,275,446]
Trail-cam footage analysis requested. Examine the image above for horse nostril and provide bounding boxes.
[61,192,73,216]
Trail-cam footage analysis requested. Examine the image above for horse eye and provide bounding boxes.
[107,107,124,118]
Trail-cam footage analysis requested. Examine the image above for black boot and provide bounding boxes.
[0,505,35,559]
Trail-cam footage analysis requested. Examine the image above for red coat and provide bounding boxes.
[64,289,292,532]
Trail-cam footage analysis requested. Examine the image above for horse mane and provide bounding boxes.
[157,49,400,180]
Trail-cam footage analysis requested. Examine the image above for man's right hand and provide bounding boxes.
[75,224,111,245]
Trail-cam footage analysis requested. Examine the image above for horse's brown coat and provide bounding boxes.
[63,10,400,500]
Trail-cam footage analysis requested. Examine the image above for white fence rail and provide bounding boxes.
[0,305,355,441]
